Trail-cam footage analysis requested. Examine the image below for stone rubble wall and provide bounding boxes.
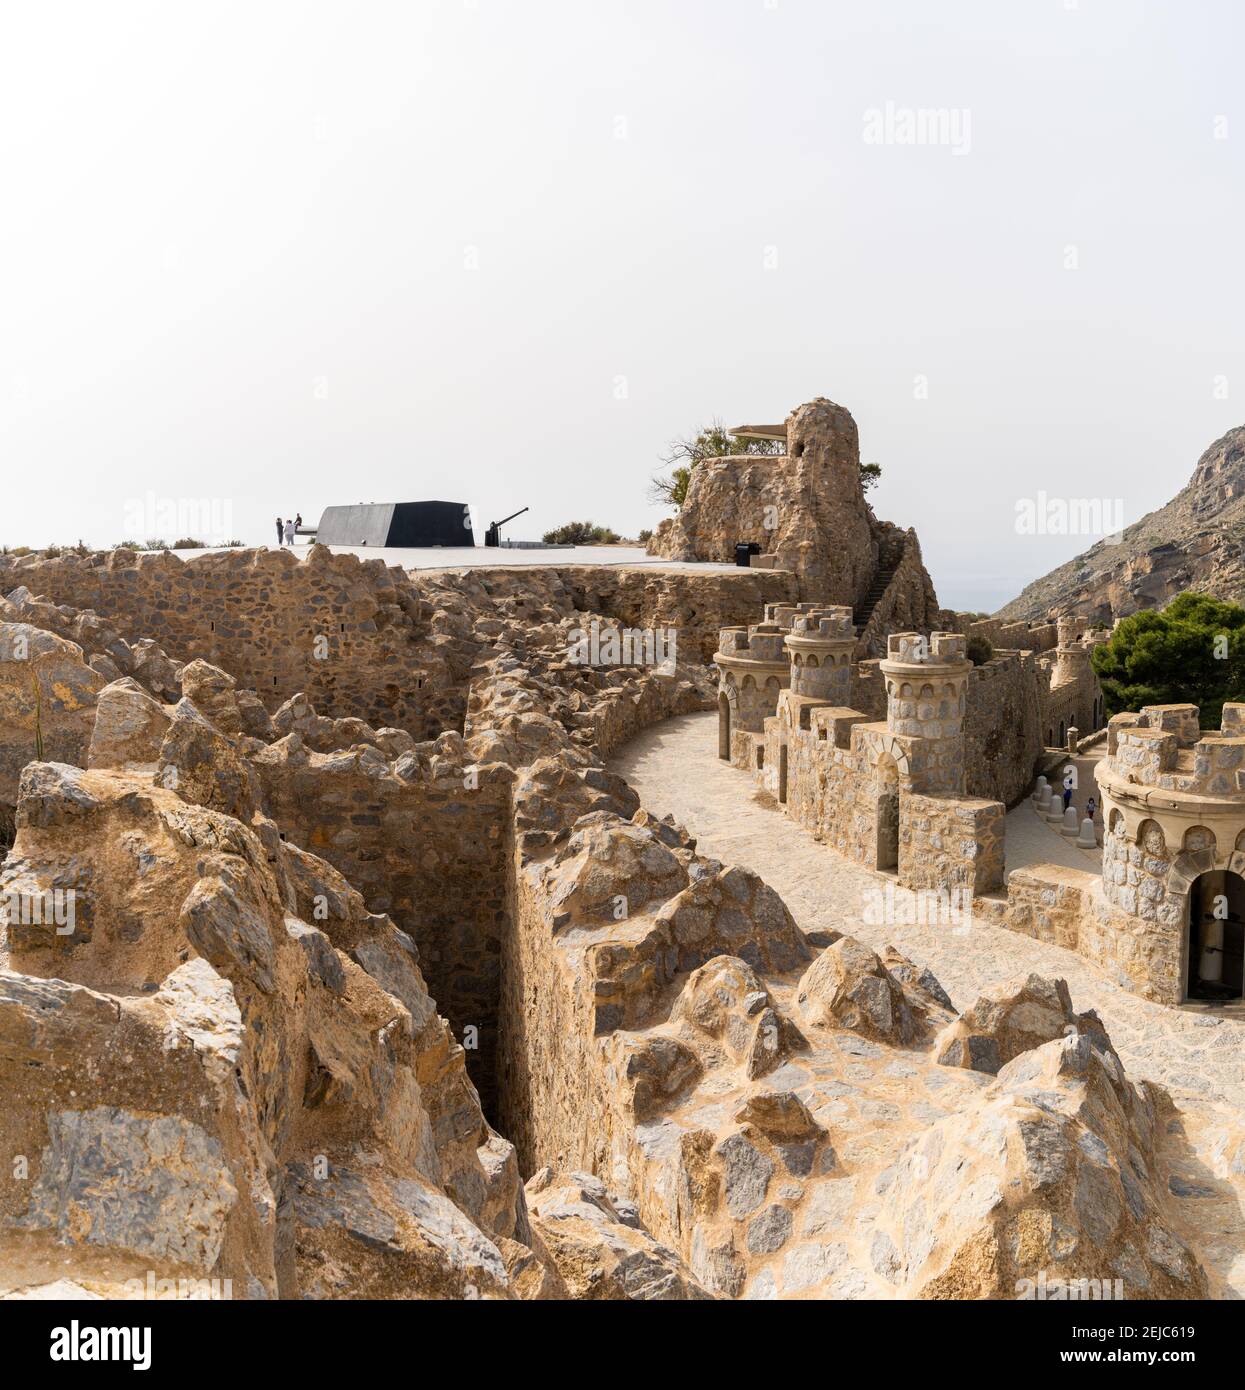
[897,791,1005,895]
[0,549,792,747]
[250,737,515,1119]
[941,610,1061,654]
[0,547,438,735]
[964,650,1046,807]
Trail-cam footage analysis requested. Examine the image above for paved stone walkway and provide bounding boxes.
[1004,800,1101,874]
[613,711,1245,1294]
[1005,752,1103,875]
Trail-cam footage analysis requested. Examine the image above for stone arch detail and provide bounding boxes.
[1136,818,1166,853]
[1167,847,1220,902]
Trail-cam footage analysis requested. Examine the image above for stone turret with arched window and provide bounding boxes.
[1094,702,1245,1004]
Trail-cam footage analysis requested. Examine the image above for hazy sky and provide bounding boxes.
[2,0,1242,610]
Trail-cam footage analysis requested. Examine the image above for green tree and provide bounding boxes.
[648,417,881,509]
[1090,592,1245,727]
[648,419,784,508]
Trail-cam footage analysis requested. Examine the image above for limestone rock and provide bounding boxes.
[87,677,173,770]
[157,698,256,821]
[647,398,940,632]
[935,973,1107,1075]
[795,936,925,1044]
[525,1169,714,1300]
[873,1032,1208,1299]
[0,623,102,810]
[179,660,245,735]
[0,763,544,1297]
[670,955,802,1078]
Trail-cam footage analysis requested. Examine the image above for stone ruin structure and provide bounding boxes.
[1041,616,1111,749]
[713,595,1245,1014]
[719,615,1006,898]
[1094,703,1245,1005]
[647,398,940,652]
[0,483,1226,1300]
[717,600,1107,813]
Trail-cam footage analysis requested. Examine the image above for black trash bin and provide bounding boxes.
[735,542,762,568]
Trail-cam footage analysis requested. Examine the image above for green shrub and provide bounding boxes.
[542,521,621,545]
[965,634,994,666]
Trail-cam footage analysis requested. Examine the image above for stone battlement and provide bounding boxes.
[884,631,969,667]
[1104,703,1245,799]
[788,605,856,642]
[715,624,789,664]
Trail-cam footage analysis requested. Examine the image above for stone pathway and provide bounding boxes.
[1003,799,1100,874]
[612,711,1245,1295]
[1004,751,1103,875]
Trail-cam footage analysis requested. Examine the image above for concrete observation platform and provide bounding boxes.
[173,543,745,574]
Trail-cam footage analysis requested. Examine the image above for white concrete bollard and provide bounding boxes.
[1032,775,1048,806]
[1061,805,1080,836]
[1076,817,1098,848]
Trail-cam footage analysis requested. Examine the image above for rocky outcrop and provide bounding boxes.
[795,938,927,1045]
[0,624,103,826]
[525,1169,712,1299]
[997,425,1245,624]
[0,747,550,1299]
[877,1033,1206,1299]
[934,973,1107,1075]
[646,399,941,631]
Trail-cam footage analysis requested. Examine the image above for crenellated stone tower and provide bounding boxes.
[1093,702,1245,1004]
[714,621,791,765]
[878,631,973,797]
[785,605,857,704]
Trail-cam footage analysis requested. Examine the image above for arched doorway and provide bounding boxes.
[718,692,731,761]
[875,752,900,871]
[1187,870,1245,1001]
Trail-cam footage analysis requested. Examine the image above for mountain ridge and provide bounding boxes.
[994,425,1245,624]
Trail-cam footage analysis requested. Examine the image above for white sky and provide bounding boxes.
[2,0,1242,610]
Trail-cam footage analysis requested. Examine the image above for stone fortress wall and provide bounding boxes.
[0,549,737,1117]
[721,612,1010,898]
[713,593,1245,1009]
[718,601,1107,814]
[0,548,796,746]
[0,535,1226,1296]
[0,546,441,735]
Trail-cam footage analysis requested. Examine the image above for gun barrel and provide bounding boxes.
[494,507,529,528]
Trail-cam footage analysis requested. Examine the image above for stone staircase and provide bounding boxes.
[853,558,900,635]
